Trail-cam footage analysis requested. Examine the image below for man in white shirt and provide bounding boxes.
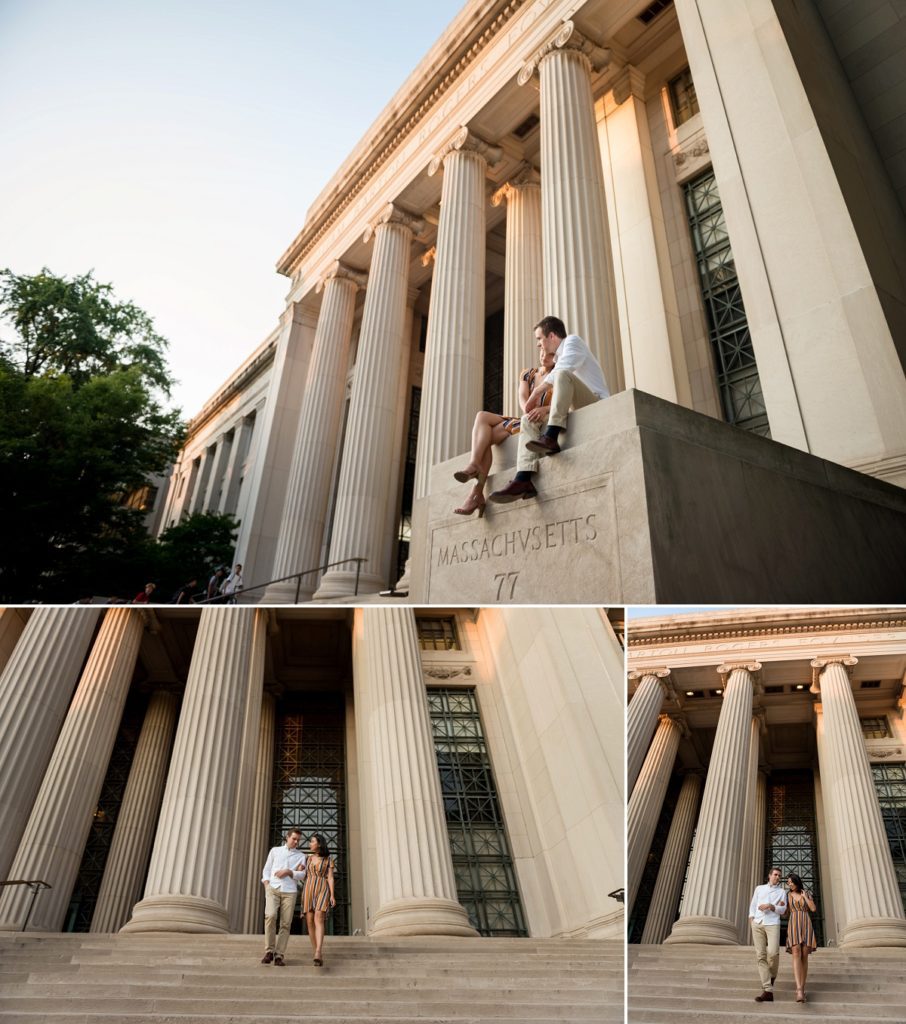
[749,866,787,1001]
[489,316,609,503]
[260,828,306,966]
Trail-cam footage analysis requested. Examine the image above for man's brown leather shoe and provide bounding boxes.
[488,479,538,503]
[261,951,274,964]
[754,991,773,1002]
[274,954,285,966]
[525,434,561,456]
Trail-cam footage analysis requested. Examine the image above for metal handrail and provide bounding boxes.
[0,879,52,931]
[192,557,367,605]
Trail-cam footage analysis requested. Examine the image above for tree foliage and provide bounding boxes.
[0,268,187,601]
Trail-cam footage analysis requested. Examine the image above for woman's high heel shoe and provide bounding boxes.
[453,490,486,517]
[453,463,480,484]
[796,989,805,1003]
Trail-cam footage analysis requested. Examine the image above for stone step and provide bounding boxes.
[631,1011,891,1024]
[0,1018,622,1024]
[631,993,906,1018]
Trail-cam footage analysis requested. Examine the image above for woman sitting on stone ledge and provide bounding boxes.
[453,349,554,517]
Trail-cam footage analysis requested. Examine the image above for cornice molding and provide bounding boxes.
[628,615,906,648]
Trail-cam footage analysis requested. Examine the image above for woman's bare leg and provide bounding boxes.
[314,910,327,960]
[800,949,808,995]
[305,910,317,955]
[791,947,802,994]
[468,424,512,498]
[460,411,503,475]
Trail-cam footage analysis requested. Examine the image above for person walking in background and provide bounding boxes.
[301,833,336,967]
[785,873,818,1002]
[206,566,226,601]
[171,578,198,604]
[132,582,156,603]
[260,828,306,967]
[220,563,243,603]
[749,866,787,1002]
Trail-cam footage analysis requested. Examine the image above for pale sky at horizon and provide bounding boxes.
[0,0,464,416]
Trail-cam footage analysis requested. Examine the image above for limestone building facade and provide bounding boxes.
[153,0,906,603]
[626,607,906,949]
[0,605,622,940]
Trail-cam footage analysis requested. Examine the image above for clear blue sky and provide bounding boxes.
[626,606,741,618]
[0,0,463,415]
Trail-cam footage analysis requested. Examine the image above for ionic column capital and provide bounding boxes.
[428,126,503,176]
[363,202,426,244]
[717,661,763,693]
[316,259,368,293]
[629,667,675,700]
[611,64,646,105]
[664,712,691,741]
[810,655,859,691]
[517,20,612,86]
[491,164,541,207]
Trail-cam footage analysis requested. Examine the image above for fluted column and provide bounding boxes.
[0,607,100,881]
[815,707,845,940]
[264,263,366,602]
[642,773,702,944]
[357,607,476,935]
[735,714,763,942]
[628,714,685,911]
[91,689,179,932]
[492,168,543,399]
[317,204,425,598]
[123,608,259,932]
[520,21,621,390]
[240,690,276,934]
[0,609,145,931]
[226,610,267,932]
[666,663,759,944]
[811,657,906,946]
[749,771,767,898]
[414,127,501,500]
[627,670,670,794]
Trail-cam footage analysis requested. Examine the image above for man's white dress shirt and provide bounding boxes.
[261,844,306,893]
[548,334,610,399]
[749,883,787,925]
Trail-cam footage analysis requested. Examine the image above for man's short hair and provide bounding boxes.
[534,315,567,339]
[286,827,303,837]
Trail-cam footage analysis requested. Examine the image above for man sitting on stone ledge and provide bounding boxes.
[489,315,610,503]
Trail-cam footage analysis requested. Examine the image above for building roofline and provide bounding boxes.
[275,0,526,277]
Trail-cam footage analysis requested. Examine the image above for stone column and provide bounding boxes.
[0,608,26,678]
[642,772,702,944]
[220,415,254,516]
[316,204,425,599]
[357,607,476,935]
[673,0,906,475]
[263,263,366,602]
[520,21,621,390]
[491,167,543,400]
[123,608,259,932]
[748,770,767,914]
[814,706,845,940]
[414,127,501,500]
[91,689,179,933]
[811,657,906,946]
[597,65,688,403]
[627,670,670,794]
[0,607,100,881]
[226,611,267,932]
[240,690,276,934]
[735,714,763,943]
[666,663,759,944]
[0,609,145,931]
[628,714,685,911]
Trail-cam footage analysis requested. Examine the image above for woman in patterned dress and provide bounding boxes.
[452,349,555,517]
[301,833,335,966]
[785,873,817,1002]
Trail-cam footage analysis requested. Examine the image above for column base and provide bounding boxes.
[259,580,314,605]
[838,915,906,948]
[120,894,230,934]
[313,569,383,601]
[664,914,740,945]
[369,897,478,937]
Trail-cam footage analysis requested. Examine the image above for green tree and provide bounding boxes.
[153,512,240,601]
[0,268,186,601]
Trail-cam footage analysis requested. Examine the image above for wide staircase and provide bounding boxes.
[628,943,906,1023]
[0,934,622,1023]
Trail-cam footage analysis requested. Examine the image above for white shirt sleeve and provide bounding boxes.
[549,335,585,379]
[749,888,759,918]
[292,854,306,881]
[774,891,787,913]
[261,847,274,884]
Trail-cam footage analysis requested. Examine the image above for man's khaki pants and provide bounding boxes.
[751,921,780,990]
[515,370,600,472]
[264,887,297,956]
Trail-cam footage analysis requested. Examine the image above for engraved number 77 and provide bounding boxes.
[493,572,519,601]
